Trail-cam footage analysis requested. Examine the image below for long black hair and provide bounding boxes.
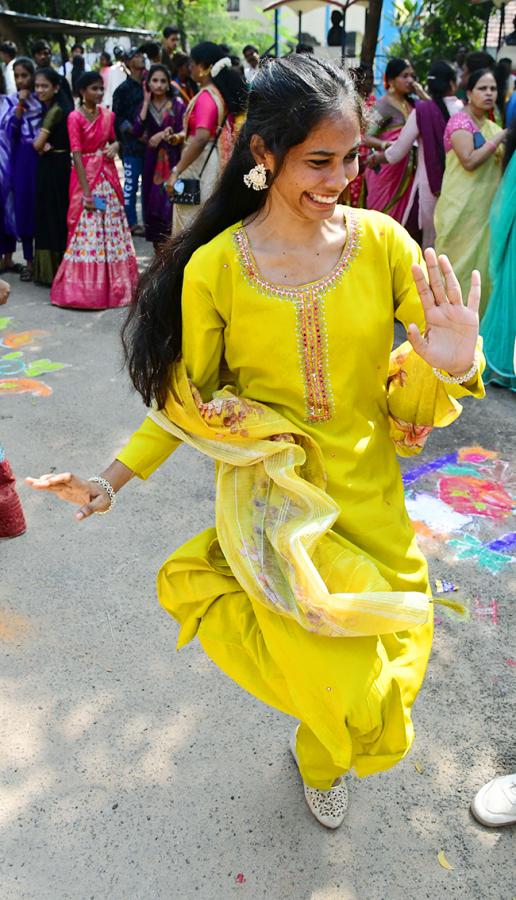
[35,66,74,115]
[190,42,247,115]
[123,54,365,408]
[426,59,456,122]
[494,58,511,122]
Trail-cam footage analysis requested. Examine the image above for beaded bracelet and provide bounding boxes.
[432,358,479,385]
[88,476,116,514]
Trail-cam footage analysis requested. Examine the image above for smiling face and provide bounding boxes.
[259,114,361,221]
[14,64,34,93]
[390,65,414,95]
[148,69,169,97]
[35,73,58,104]
[467,72,497,113]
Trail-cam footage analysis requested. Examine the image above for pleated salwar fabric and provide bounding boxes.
[117,208,484,789]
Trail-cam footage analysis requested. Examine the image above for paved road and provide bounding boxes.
[1,249,515,900]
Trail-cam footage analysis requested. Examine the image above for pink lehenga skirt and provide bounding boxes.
[50,176,138,310]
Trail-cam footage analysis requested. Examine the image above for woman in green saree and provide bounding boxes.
[434,69,507,318]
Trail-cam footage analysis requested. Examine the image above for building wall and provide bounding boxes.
[232,0,367,61]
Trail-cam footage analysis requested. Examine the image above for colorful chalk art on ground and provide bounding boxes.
[0,316,67,396]
[403,446,516,580]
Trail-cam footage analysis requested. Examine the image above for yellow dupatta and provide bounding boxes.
[146,339,483,638]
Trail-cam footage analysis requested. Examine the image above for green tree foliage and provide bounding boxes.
[11,0,279,55]
[388,0,490,76]
[149,0,277,51]
[13,0,111,22]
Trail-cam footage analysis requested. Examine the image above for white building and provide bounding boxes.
[230,0,368,64]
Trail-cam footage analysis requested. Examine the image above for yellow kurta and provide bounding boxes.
[117,208,484,789]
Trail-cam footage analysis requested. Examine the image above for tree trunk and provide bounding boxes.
[176,0,187,51]
[360,0,383,69]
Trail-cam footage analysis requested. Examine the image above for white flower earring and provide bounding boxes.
[243,163,268,191]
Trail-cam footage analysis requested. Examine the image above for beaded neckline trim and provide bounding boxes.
[232,212,361,424]
[233,211,360,301]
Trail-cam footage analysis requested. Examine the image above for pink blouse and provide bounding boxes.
[443,111,476,153]
[188,91,219,137]
[67,107,116,153]
[187,91,219,139]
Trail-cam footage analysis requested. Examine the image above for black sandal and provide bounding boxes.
[20,266,33,282]
[0,262,23,274]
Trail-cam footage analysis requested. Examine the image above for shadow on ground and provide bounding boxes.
[1,270,514,899]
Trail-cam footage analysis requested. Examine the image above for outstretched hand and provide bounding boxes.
[25,472,110,520]
[408,249,480,377]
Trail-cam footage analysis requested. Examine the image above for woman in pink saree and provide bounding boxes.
[51,72,138,310]
[364,59,419,238]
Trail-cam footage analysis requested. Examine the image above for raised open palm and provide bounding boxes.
[408,249,479,376]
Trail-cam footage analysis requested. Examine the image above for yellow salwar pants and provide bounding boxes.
[158,528,434,790]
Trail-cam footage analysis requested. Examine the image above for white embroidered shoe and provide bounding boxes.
[471,774,516,827]
[289,726,348,829]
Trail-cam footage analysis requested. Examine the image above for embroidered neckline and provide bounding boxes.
[233,210,360,300]
[232,211,361,424]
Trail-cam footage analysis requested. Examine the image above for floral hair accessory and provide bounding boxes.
[211,57,232,78]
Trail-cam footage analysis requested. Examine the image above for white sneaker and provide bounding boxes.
[289,726,348,829]
[471,774,516,827]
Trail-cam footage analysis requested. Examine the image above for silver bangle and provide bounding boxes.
[432,358,479,385]
[88,476,116,514]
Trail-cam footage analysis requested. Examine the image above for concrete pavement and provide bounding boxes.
[1,249,515,900]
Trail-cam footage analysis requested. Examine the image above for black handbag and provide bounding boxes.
[172,115,227,206]
[172,178,201,205]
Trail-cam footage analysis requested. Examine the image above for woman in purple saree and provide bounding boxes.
[0,57,42,281]
[132,64,185,249]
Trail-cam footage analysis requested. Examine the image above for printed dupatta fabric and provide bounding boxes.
[146,347,480,638]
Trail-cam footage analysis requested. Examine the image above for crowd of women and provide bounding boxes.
[351,53,515,394]
[25,50,516,834]
[1,40,514,832]
[0,43,514,389]
[0,42,247,310]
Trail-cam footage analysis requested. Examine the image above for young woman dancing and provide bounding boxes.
[28,56,484,830]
